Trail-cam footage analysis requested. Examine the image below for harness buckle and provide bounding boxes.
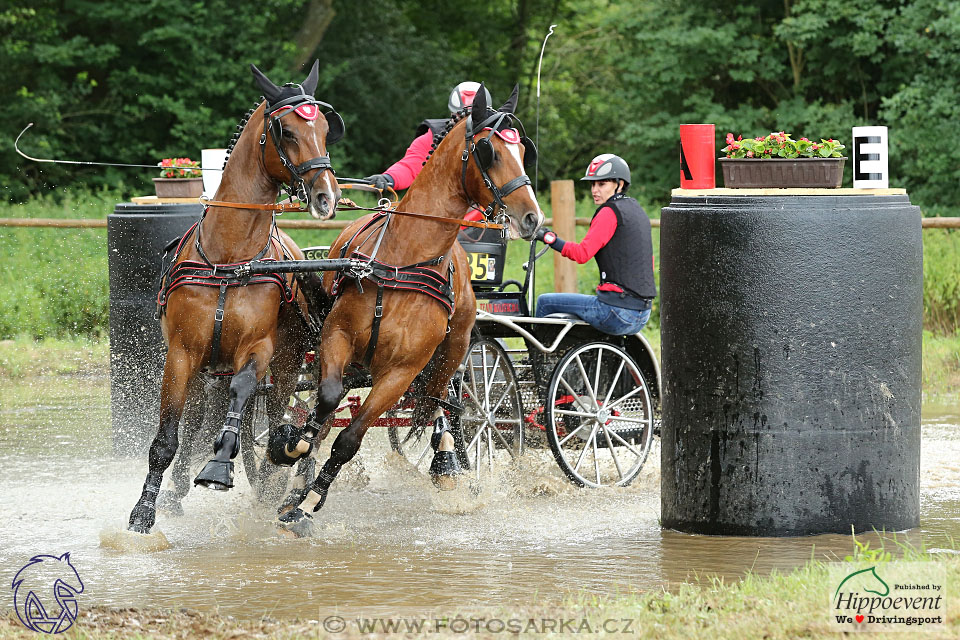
[374,302,383,319]
[259,133,267,146]
[215,308,225,322]
[461,149,470,162]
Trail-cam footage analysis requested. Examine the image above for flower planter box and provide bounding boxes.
[153,177,203,198]
[719,157,847,189]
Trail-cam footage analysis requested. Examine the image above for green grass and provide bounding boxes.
[923,330,960,402]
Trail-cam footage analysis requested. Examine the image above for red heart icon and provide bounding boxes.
[856,615,864,623]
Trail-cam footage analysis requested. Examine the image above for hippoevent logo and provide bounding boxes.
[829,562,945,632]
[11,553,84,634]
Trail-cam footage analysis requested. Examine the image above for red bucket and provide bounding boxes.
[679,124,716,189]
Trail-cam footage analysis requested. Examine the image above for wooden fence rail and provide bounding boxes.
[4,216,959,229]
[2,186,958,295]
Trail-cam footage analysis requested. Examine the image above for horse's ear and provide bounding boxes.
[499,83,519,114]
[302,60,319,96]
[471,82,489,121]
[250,63,283,104]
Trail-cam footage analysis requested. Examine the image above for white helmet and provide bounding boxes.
[448,81,493,113]
[581,154,631,186]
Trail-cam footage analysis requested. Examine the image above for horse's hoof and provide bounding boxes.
[276,508,315,538]
[156,490,184,517]
[128,504,156,534]
[429,450,461,484]
[277,488,307,516]
[432,473,459,491]
[194,459,234,490]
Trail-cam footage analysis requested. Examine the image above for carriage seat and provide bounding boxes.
[544,312,584,321]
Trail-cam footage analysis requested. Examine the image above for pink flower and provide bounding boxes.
[726,133,735,144]
[746,151,754,158]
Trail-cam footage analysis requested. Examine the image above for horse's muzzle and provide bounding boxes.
[519,210,541,240]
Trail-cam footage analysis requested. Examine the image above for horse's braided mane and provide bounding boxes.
[421,107,471,168]
[221,97,264,169]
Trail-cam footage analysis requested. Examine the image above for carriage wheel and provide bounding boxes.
[454,337,524,478]
[545,342,653,488]
[386,390,435,473]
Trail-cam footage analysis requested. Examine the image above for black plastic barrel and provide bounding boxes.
[660,193,922,536]
[108,203,201,456]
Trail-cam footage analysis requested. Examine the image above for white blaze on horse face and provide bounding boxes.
[303,118,338,220]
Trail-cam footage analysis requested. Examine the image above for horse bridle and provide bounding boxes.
[261,86,345,211]
[461,110,538,220]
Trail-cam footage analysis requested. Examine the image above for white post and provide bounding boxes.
[852,126,889,189]
[201,148,228,198]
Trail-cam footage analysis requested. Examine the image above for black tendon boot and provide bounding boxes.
[429,414,461,487]
[194,414,241,490]
[277,464,337,538]
[267,411,320,466]
[128,478,161,533]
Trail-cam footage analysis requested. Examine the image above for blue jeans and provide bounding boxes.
[535,293,651,335]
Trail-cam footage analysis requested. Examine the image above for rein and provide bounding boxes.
[201,191,504,230]
[338,203,505,230]
[199,196,310,212]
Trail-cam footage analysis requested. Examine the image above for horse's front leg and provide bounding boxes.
[128,346,198,533]
[418,324,473,489]
[278,366,418,530]
[194,354,264,491]
[156,380,207,516]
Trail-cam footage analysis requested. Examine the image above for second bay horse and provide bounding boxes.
[275,84,543,529]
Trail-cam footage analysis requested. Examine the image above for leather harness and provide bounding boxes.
[157,215,300,371]
[330,212,455,367]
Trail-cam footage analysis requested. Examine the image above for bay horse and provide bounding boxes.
[127,61,342,534]
[273,84,543,529]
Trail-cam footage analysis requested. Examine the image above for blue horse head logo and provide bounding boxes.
[11,553,84,634]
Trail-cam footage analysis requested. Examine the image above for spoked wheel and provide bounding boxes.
[387,391,435,473]
[545,342,653,487]
[240,377,302,504]
[455,337,524,478]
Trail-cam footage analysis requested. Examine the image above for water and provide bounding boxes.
[1,375,958,619]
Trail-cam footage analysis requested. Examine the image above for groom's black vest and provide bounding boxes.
[594,194,657,309]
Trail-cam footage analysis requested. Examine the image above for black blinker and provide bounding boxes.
[520,136,537,169]
[474,137,495,170]
[325,110,345,145]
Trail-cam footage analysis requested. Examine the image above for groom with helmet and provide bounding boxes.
[364,81,493,196]
[534,154,656,335]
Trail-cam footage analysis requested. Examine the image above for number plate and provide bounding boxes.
[468,252,497,281]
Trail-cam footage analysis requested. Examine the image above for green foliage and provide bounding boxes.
[0,0,312,202]
[844,526,894,563]
[3,0,960,217]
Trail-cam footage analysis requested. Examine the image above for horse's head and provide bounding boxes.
[458,84,543,240]
[251,61,342,220]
